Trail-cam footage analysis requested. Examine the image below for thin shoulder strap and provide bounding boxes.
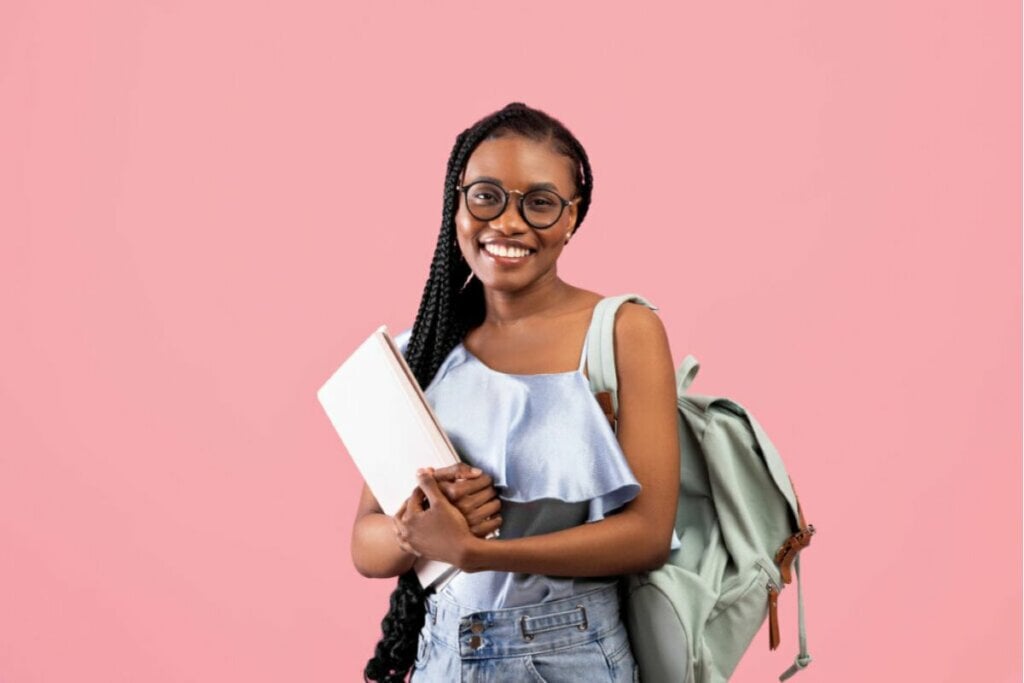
[578,300,604,374]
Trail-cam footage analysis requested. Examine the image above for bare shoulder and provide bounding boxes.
[612,301,674,386]
[614,301,669,352]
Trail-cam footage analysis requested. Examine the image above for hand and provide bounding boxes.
[430,463,503,538]
[393,469,476,567]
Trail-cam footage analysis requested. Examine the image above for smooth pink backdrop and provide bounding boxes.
[2,1,1020,681]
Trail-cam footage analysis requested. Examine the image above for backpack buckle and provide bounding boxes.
[774,524,815,585]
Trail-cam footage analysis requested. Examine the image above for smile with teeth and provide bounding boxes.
[482,243,535,258]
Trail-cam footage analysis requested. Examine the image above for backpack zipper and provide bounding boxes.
[767,579,781,651]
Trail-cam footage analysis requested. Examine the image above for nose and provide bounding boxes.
[490,192,529,234]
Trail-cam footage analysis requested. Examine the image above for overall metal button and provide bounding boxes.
[469,635,483,649]
[470,621,485,634]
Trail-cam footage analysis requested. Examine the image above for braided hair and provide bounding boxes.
[362,101,595,682]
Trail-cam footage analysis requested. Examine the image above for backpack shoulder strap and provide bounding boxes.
[586,294,703,412]
[584,294,658,416]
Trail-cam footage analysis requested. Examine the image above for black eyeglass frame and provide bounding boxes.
[455,181,580,229]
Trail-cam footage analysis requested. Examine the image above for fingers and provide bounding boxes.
[397,541,419,556]
[409,485,427,512]
[464,497,502,526]
[431,462,483,482]
[469,514,503,538]
[416,469,444,507]
[439,472,495,503]
[392,514,421,557]
[452,472,495,497]
[455,486,501,516]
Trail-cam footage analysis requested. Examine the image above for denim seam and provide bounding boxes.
[428,617,620,652]
[521,609,587,636]
[430,629,617,660]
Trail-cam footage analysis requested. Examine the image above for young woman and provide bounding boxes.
[351,102,680,682]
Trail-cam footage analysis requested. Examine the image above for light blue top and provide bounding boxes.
[394,325,680,611]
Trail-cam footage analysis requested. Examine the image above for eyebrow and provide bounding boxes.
[468,175,562,193]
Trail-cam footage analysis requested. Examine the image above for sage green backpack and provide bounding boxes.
[583,294,816,683]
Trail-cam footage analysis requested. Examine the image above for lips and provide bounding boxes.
[479,239,536,253]
[480,241,535,265]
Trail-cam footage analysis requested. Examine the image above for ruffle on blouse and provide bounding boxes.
[394,327,681,549]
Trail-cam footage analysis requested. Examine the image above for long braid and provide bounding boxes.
[363,102,595,682]
[563,135,594,236]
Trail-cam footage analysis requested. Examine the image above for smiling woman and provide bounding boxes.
[350,102,679,683]
[454,136,579,284]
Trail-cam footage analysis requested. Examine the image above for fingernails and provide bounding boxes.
[470,467,482,475]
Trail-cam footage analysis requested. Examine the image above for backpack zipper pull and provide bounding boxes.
[768,583,780,651]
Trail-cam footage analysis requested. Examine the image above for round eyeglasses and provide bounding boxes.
[455,181,579,229]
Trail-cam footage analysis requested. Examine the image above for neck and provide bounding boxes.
[480,271,571,328]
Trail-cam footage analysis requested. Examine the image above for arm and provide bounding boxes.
[351,483,417,578]
[399,303,681,576]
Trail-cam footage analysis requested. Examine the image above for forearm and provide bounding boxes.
[459,510,672,576]
[351,511,417,578]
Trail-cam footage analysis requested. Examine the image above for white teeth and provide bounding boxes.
[484,243,531,258]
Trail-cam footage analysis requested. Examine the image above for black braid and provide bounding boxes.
[362,101,596,682]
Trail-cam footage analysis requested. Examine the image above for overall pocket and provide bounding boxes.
[597,623,637,682]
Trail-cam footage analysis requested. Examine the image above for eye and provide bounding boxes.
[468,182,504,206]
[473,190,500,203]
[525,191,560,212]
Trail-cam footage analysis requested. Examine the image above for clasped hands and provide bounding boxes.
[393,463,502,569]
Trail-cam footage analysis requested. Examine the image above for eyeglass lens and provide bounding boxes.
[463,181,564,228]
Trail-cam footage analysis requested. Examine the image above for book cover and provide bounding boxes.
[317,324,461,589]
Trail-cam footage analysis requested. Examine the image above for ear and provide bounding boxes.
[565,201,578,236]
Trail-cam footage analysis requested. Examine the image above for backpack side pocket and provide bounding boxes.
[703,562,777,681]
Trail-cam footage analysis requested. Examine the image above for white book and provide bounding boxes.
[317,324,461,590]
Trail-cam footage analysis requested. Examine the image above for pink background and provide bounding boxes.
[1,0,1020,681]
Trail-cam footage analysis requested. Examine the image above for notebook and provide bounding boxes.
[317,324,462,589]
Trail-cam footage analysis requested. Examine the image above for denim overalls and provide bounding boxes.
[411,583,638,682]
